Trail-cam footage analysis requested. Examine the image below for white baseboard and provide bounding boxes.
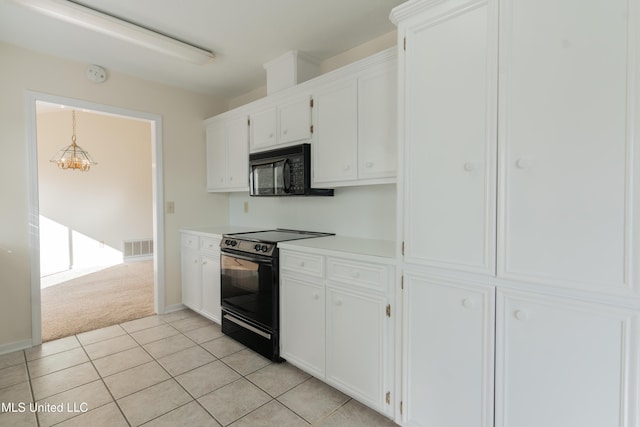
[0,339,34,356]
[160,303,186,315]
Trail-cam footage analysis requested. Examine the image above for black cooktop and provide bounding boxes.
[225,229,334,243]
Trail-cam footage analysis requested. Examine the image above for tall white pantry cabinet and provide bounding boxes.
[391,0,640,426]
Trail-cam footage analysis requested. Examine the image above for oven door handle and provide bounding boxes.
[221,249,274,265]
[224,314,272,340]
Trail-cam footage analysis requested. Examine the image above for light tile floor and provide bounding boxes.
[0,309,398,426]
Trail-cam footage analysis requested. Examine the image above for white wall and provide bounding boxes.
[229,185,396,240]
[0,42,228,350]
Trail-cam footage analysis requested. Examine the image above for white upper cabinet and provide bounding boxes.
[249,96,312,152]
[205,48,397,189]
[278,96,312,145]
[312,80,359,184]
[399,0,497,275]
[358,64,397,180]
[249,107,276,151]
[312,55,397,187]
[497,0,640,293]
[206,115,249,192]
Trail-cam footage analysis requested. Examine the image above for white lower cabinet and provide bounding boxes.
[181,232,222,323]
[280,276,325,378]
[403,271,495,427]
[200,252,221,323]
[279,249,394,418]
[496,289,639,427]
[325,285,386,411]
[181,235,201,312]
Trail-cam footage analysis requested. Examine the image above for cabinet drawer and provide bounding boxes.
[200,236,221,252]
[280,251,324,278]
[326,258,388,292]
[181,233,198,249]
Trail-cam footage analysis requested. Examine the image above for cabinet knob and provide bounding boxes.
[351,271,360,279]
[343,164,351,172]
[193,259,198,263]
[229,176,233,181]
[202,260,208,265]
[365,161,374,168]
[515,159,528,169]
[462,298,474,309]
[220,178,224,183]
[335,299,343,307]
[283,129,288,135]
[312,292,319,300]
[299,261,305,267]
[269,133,274,138]
[514,309,529,321]
[464,162,474,172]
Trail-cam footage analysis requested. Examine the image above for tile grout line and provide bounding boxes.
[75,334,132,427]
[21,349,41,427]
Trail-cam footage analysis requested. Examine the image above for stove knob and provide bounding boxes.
[230,240,237,247]
[261,245,269,252]
[224,239,230,245]
[254,244,261,251]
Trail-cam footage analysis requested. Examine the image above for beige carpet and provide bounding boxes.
[41,260,154,342]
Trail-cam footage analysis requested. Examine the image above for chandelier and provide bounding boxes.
[50,110,98,171]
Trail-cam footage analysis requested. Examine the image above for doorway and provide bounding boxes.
[26,92,166,345]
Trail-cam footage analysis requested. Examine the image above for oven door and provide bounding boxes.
[220,250,276,329]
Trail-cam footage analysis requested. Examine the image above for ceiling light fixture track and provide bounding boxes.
[13,0,216,65]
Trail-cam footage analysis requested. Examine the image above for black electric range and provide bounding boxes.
[219,229,333,361]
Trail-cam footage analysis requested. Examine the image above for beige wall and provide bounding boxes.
[0,42,228,350]
[227,30,397,109]
[37,110,153,254]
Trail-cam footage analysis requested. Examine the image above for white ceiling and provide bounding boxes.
[0,0,403,99]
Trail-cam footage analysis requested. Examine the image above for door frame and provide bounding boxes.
[25,91,165,345]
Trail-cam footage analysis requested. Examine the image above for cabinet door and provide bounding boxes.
[496,289,639,427]
[498,0,637,291]
[312,80,358,184]
[402,1,497,275]
[280,276,325,378]
[358,65,397,180]
[250,108,276,151]
[278,96,311,145]
[325,285,386,411]
[206,121,227,190]
[200,252,221,323]
[226,116,249,190]
[403,272,495,427]
[181,245,201,311]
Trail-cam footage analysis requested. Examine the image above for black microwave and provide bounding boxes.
[249,144,334,196]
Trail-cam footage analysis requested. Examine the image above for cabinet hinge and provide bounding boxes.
[310,98,314,108]
[386,391,391,404]
[401,241,405,256]
[403,37,406,51]
[247,118,250,126]
[400,401,403,415]
[401,275,404,290]
[386,304,391,317]
[310,124,314,134]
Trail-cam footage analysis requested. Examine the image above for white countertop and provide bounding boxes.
[179,225,263,238]
[279,235,396,262]
[180,226,396,262]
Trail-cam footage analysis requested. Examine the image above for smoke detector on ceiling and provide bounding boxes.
[86,64,107,83]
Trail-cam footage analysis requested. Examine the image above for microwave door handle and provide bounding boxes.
[283,159,292,193]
